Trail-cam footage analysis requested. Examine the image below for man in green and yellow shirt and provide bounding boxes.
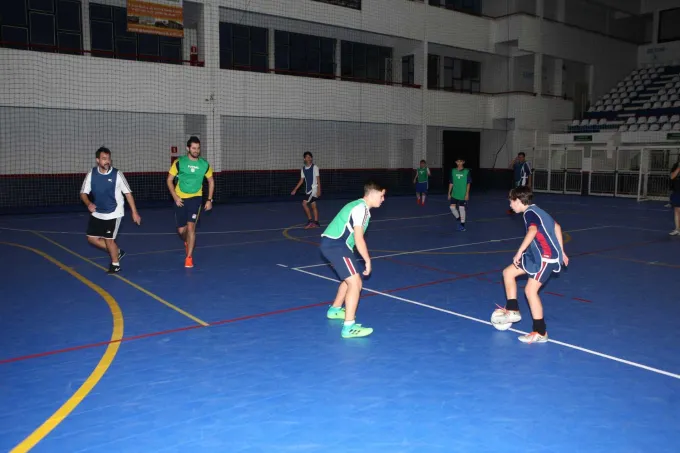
[166,136,214,268]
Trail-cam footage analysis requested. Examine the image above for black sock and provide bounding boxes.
[505,298,519,311]
[532,318,547,335]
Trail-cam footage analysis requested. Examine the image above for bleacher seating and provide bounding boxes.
[568,63,680,133]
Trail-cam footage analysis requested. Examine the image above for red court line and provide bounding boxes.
[385,238,666,304]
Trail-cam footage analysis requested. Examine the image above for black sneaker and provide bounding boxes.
[107,263,121,274]
[118,249,126,261]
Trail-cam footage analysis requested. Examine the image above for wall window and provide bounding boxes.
[219,23,268,72]
[0,0,82,54]
[401,55,414,85]
[429,0,482,15]
[443,57,481,92]
[275,31,335,78]
[341,41,392,83]
[90,3,182,64]
[427,54,439,89]
[310,0,361,10]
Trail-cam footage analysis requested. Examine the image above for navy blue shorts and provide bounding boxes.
[450,198,467,207]
[671,192,680,208]
[320,239,361,281]
[415,182,428,194]
[175,196,203,228]
[521,255,560,284]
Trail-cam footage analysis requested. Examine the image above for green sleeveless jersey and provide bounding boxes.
[416,167,429,183]
[450,168,471,200]
[174,155,211,196]
[321,199,370,250]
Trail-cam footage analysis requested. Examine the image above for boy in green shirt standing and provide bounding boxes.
[321,181,386,338]
[166,136,215,268]
[448,157,471,231]
[413,159,431,205]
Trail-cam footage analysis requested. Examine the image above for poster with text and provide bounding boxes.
[127,0,184,38]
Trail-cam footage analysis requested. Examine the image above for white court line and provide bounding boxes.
[0,212,452,236]
[609,225,672,233]
[291,267,680,380]
[293,225,612,270]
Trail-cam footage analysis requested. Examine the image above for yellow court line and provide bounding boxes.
[0,242,124,453]
[33,232,209,327]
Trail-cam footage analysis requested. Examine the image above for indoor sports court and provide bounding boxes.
[1,193,679,452]
[2,0,680,451]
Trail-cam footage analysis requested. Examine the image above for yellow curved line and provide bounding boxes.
[32,232,208,326]
[1,242,124,453]
[282,226,572,255]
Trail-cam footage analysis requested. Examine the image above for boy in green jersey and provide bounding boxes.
[166,136,215,268]
[413,160,431,205]
[320,181,386,338]
[447,158,471,231]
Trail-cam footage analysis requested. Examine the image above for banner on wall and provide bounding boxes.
[127,0,184,38]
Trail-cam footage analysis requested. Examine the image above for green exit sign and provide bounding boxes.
[573,135,593,142]
[667,132,680,140]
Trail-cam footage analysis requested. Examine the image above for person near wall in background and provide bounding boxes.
[413,159,431,205]
[166,136,214,268]
[669,162,680,236]
[291,151,321,229]
[321,181,385,338]
[448,157,471,231]
[80,147,141,274]
[507,152,532,214]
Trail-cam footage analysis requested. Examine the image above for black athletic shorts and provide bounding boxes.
[86,215,122,240]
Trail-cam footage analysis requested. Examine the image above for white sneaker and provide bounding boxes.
[491,306,521,325]
[670,229,680,236]
[518,331,549,343]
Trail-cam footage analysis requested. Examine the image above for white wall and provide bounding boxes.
[1,0,642,176]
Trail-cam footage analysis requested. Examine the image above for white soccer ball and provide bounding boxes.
[491,320,512,331]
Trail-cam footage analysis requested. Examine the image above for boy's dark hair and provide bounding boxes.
[456,157,465,162]
[304,152,313,158]
[96,147,111,158]
[672,162,679,173]
[420,159,426,164]
[517,152,526,157]
[187,136,201,147]
[364,180,384,195]
[508,185,533,205]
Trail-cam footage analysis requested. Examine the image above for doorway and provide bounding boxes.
[442,130,481,185]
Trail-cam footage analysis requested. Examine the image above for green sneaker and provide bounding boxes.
[326,306,345,319]
[341,323,373,338]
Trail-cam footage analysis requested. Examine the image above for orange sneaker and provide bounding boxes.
[184,256,194,268]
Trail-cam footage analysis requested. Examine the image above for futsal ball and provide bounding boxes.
[491,320,512,331]
[490,310,512,331]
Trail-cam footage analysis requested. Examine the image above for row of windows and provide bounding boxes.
[0,2,481,91]
[0,1,182,62]
[0,0,82,54]
[311,0,362,10]
[219,24,395,84]
[428,54,481,93]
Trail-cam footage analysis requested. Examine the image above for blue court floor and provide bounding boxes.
[1,191,679,452]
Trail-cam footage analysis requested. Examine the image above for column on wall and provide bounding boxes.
[533,0,544,96]
[81,0,91,52]
[335,40,341,78]
[422,40,428,162]
[268,28,275,71]
[534,53,543,95]
[553,58,563,97]
[202,2,221,172]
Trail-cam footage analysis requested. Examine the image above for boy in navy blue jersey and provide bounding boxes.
[491,186,569,343]
[291,152,321,229]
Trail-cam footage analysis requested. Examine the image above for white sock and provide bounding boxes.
[112,262,120,266]
[344,320,355,327]
[450,206,460,219]
[459,206,466,224]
